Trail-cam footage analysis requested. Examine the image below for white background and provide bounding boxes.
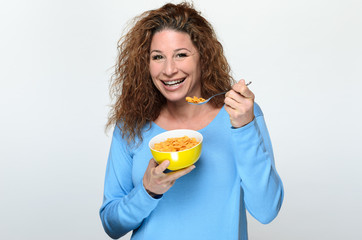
[1,0,361,239]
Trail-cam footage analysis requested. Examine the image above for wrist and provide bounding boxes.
[232,116,255,129]
[146,189,163,199]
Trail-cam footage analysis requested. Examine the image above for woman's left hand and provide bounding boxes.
[224,79,255,128]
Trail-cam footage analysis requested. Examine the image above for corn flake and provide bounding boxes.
[185,96,206,103]
[153,136,200,152]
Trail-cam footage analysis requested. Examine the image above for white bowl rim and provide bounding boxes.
[149,129,203,153]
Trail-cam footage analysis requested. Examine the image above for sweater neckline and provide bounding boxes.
[152,105,225,133]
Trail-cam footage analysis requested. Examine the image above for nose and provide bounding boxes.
[163,58,178,76]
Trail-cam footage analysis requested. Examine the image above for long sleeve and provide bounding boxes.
[231,104,284,224]
[99,130,161,239]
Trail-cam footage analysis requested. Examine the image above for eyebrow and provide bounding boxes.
[174,48,191,52]
[150,48,192,54]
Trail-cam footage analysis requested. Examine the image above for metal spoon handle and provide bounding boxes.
[188,81,252,105]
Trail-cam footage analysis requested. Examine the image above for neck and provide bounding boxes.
[155,101,219,130]
[165,101,203,120]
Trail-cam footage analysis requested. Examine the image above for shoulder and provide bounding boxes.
[112,121,159,148]
[112,123,126,142]
[254,102,264,118]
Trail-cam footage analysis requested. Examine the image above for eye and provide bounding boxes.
[176,53,188,58]
[151,54,164,60]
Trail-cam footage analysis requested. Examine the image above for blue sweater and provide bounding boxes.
[100,103,284,240]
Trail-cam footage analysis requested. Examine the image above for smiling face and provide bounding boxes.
[149,29,201,103]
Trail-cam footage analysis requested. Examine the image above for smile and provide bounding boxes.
[161,78,186,86]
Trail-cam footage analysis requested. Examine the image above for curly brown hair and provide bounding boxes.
[107,2,234,144]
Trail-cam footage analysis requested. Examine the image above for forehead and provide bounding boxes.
[150,29,196,51]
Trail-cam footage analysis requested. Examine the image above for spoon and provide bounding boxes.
[187,81,252,105]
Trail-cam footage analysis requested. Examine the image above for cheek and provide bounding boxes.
[195,62,201,77]
[149,62,161,78]
[187,62,201,79]
[149,63,160,89]
[182,59,201,76]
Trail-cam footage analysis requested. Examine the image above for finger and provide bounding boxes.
[239,79,252,86]
[145,158,157,174]
[224,95,236,110]
[225,91,249,112]
[232,80,254,99]
[148,158,158,167]
[154,160,170,175]
[166,165,195,182]
[233,83,253,99]
[225,90,245,105]
[224,105,240,119]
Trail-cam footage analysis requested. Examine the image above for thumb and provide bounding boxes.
[238,79,245,85]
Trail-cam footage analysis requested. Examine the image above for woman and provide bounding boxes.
[100,2,283,240]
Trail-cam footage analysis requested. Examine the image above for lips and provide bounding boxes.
[161,78,186,86]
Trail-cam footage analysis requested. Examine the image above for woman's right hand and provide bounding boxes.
[143,158,195,198]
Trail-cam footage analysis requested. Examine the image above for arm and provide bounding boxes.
[231,104,284,224]
[224,80,283,223]
[99,130,160,239]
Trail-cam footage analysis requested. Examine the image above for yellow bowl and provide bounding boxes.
[149,129,203,171]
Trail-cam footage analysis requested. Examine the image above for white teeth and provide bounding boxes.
[163,79,185,86]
